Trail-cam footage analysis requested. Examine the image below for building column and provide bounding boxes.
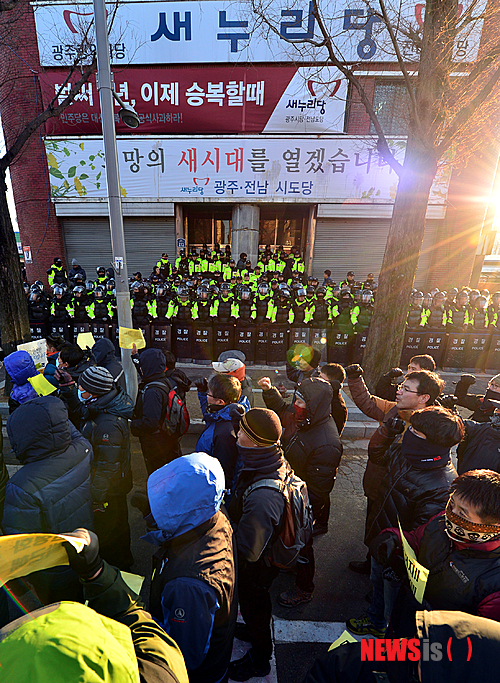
[231,204,260,267]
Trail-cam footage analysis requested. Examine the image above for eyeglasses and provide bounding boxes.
[399,384,420,395]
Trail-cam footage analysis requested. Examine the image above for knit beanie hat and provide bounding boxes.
[309,348,322,370]
[240,408,282,446]
[80,366,114,396]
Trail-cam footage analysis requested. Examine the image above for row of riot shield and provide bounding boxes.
[400,330,500,372]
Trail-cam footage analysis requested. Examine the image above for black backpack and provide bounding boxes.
[143,379,190,437]
[242,467,312,568]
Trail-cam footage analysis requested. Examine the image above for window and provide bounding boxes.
[259,205,309,253]
[369,80,411,135]
[184,206,232,248]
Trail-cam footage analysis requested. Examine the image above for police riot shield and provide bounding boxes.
[267,325,288,366]
[351,330,369,365]
[420,332,447,369]
[91,323,109,342]
[463,332,491,372]
[135,324,151,349]
[29,323,46,341]
[48,323,71,342]
[255,324,269,364]
[327,330,352,365]
[72,322,90,343]
[172,323,192,362]
[192,324,213,365]
[235,324,256,364]
[151,324,172,354]
[289,327,310,349]
[400,331,424,368]
[442,333,466,371]
[213,324,235,360]
[108,323,120,356]
[310,327,328,363]
[485,334,500,373]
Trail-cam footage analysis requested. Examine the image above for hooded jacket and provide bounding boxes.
[147,454,236,683]
[93,338,126,392]
[80,386,135,503]
[3,396,94,534]
[131,348,172,439]
[264,378,342,503]
[457,419,500,475]
[196,392,249,486]
[365,428,457,546]
[4,350,39,412]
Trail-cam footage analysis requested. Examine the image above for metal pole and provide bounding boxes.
[93,0,138,400]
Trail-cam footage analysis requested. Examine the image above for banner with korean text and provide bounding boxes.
[40,66,348,136]
[45,136,451,203]
[33,0,485,67]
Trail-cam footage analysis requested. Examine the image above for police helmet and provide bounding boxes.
[469,289,480,303]
[156,285,166,298]
[361,290,373,304]
[279,288,291,300]
[257,283,269,296]
[96,266,105,275]
[340,288,352,299]
[306,285,315,296]
[352,287,362,301]
[240,286,251,301]
[316,286,326,298]
[457,290,469,306]
[476,295,488,309]
[177,285,189,300]
[296,287,306,299]
[85,280,95,292]
[73,285,85,296]
[423,293,433,308]
[33,280,44,292]
[94,286,106,299]
[333,285,341,298]
[23,282,30,295]
[29,290,41,303]
[492,292,500,305]
[197,285,210,300]
[106,279,115,291]
[210,284,220,297]
[481,289,490,298]
[434,291,446,303]
[52,285,64,297]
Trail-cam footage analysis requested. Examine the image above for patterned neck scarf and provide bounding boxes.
[445,499,500,543]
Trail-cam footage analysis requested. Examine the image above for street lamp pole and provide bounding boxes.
[93,0,138,400]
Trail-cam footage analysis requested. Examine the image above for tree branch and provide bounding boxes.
[0,59,96,173]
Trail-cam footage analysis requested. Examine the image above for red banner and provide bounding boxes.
[40,66,297,135]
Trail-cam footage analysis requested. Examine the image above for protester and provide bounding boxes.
[163,349,192,399]
[3,396,94,604]
[0,528,189,683]
[92,337,127,392]
[146,453,237,683]
[286,346,322,386]
[227,408,287,681]
[58,342,95,383]
[131,348,186,475]
[260,376,342,606]
[346,405,463,637]
[195,373,248,486]
[43,333,66,388]
[373,470,500,636]
[213,349,254,407]
[375,354,437,401]
[3,350,38,413]
[453,372,500,422]
[318,362,348,435]
[456,406,500,474]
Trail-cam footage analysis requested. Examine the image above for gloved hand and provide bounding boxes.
[385,417,406,436]
[440,394,459,410]
[459,374,476,387]
[54,367,74,387]
[345,364,363,379]
[370,531,400,566]
[385,367,404,379]
[62,528,104,581]
[194,378,208,393]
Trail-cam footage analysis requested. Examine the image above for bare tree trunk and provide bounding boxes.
[0,168,30,355]
[362,139,437,389]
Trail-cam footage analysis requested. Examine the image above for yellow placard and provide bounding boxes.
[0,533,86,586]
[328,629,358,651]
[119,327,146,350]
[77,332,95,350]
[398,519,429,603]
[28,373,57,396]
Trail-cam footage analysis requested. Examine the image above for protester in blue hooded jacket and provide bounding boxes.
[4,350,39,413]
[146,453,237,683]
[43,333,65,388]
[195,373,248,487]
[92,337,127,392]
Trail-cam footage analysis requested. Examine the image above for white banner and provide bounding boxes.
[46,136,451,203]
[33,0,485,66]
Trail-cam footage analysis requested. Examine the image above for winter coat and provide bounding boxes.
[92,338,126,392]
[165,366,192,400]
[4,350,39,413]
[67,353,95,384]
[364,427,456,546]
[196,392,248,486]
[80,387,134,503]
[43,352,59,388]
[457,419,500,475]
[3,396,94,534]
[454,378,495,422]
[328,379,348,436]
[264,377,342,505]
[146,454,236,683]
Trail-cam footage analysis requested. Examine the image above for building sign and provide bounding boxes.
[33,0,485,67]
[45,136,451,203]
[40,66,347,135]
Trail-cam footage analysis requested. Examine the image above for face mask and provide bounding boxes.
[445,500,500,544]
[207,402,223,413]
[294,404,308,422]
[78,389,91,403]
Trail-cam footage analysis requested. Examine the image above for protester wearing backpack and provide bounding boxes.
[228,408,311,682]
[131,348,190,475]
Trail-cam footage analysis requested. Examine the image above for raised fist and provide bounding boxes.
[258,377,273,391]
[386,367,404,379]
[345,364,363,379]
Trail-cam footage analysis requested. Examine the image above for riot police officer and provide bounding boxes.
[470,295,489,330]
[154,284,171,321]
[96,266,107,286]
[447,290,471,331]
[87,285,114,323]
[28,288,49,324]
[423,291,447,329]
[47,257,68,287]
[156,252,171,280]
[290,287,313,327]
[309,286,331,327]
[269,286,292,324]
[254,282,273,323]
[234,285,256,324]
[192,285,216,322]
[166,285,193,322]
[407,291,425,329]
[340,271,355,289]
[49,285,72,322]
[488,291,500,328]
[331,288,354,333]
[71,285,90,322]
[354,289,374,332]
[131,283,152,326]
[211,283,238,323]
